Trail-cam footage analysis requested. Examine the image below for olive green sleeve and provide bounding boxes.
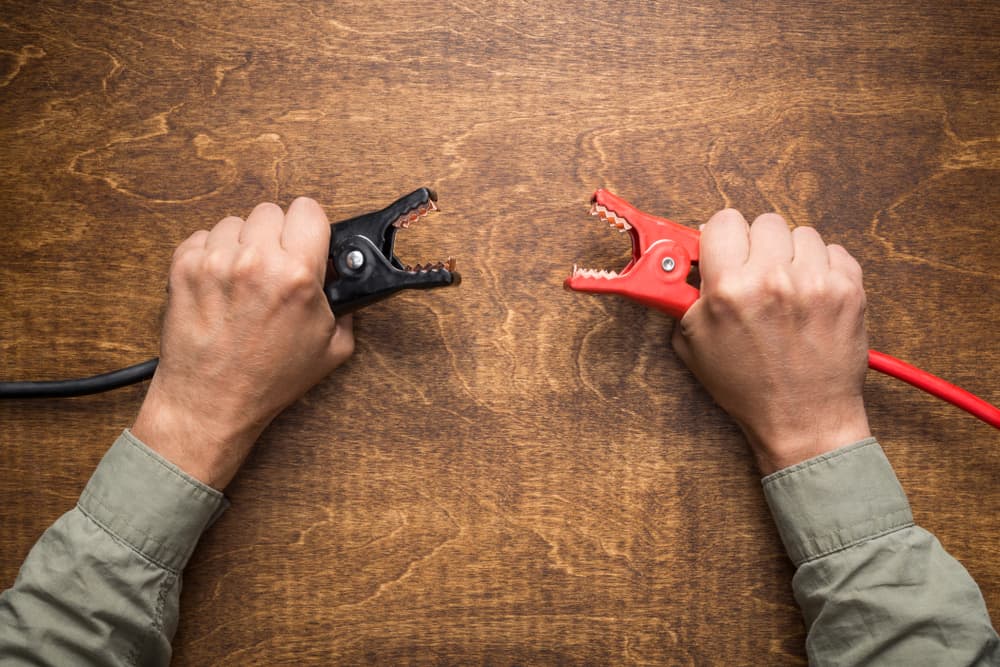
[763,438,999,666]
[0,430,228,666]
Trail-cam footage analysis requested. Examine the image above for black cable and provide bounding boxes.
[0,358,158,399]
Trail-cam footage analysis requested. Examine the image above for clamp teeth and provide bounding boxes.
[569,201,634,281]
[393,199,439,229]
[591,203,632,232]
[403,257,456,274]
[571,264,620,280]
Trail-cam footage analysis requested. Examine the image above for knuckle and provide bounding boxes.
[706,275,747,317]
[280,262,318,298]
[827,275,864,313]
[171,232,205,266]
[203,249,232,280]
[232,246,264,279]
[796,274,827,303]
[169,254,197,287]
[759,268,794,300]
[288,262,316,288]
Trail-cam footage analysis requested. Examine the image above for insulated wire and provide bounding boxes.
[0,358,158,399]
[0,351,997,429]
[867,350,1000,429]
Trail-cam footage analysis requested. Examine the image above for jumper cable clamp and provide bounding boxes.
[0,187,460,398]
[565,189,700,319]
[565,189,1000,429]
[325,187,459,314]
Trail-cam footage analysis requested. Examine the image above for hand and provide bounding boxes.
[132,197,355,489]
[671,209,871,475]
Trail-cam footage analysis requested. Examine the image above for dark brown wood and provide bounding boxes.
[1,1,997,663]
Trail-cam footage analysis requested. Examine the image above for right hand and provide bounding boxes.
[671,209,871,475]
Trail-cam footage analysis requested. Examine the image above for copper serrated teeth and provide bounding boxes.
[590,203,632,231]
[403,256,454,273]
[394,199,439,228]
[571,264,619,279]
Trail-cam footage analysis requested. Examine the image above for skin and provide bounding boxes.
[132,197,355,489]
[134,199,869,487]
[672,209,872,475]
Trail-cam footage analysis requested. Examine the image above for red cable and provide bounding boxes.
[868,350,1000,429]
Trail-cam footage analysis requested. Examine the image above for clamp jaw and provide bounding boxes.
[326,187,460,315]
[564,189,700,318]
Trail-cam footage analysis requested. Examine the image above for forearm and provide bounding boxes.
[0,198,352,664]
[0,431,227,666]
[765,439,999,665]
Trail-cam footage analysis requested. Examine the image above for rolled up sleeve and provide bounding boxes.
[763,438,999,666]
[0,430,227,666]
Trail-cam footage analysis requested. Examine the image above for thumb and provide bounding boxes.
[671,319,691,365]
[671,303,703,367]
[327,313,355,366]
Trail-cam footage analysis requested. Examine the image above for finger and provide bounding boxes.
[748,213,793,267]
[699,208,749,289]
[828,243,864,287]
[327,313,355,366]
[790,226,829,273]
[205,215,244,253]
[239,202,284,246]
[173,229,209,257]
[169,229,209,277]
[185,228,211,247]
[166,230,207,296]
[282,197,331,281]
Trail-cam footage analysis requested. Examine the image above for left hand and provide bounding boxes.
[132,197,355,489]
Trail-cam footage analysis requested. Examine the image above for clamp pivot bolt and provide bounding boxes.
[346,250,365,270]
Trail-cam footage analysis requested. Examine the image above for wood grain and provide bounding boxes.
[1,1,997,664]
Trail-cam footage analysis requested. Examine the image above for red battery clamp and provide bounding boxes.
[565,189,1000,429]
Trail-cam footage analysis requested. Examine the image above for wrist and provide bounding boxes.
[132,381,264,489]
[745,402,872,475]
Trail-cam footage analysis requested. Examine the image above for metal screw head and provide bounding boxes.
[661,257,676,272]
[345,250,365,270]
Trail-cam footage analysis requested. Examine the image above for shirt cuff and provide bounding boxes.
[77,429,229,574]
[761,438,914,566]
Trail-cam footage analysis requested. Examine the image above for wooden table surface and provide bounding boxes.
[1,1,997,664]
